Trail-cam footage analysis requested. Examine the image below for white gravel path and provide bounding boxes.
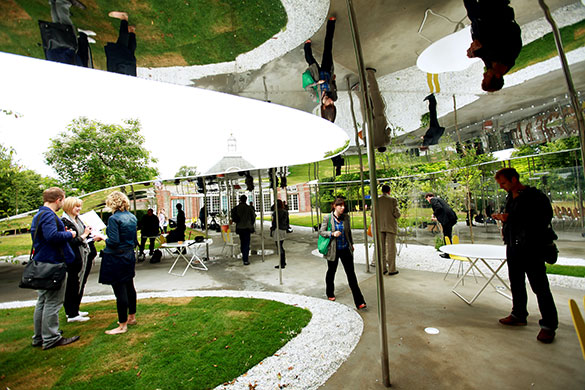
[0,290,362,390]
[138,0,329,85]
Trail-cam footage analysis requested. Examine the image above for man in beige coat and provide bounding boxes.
[376,185,401,275]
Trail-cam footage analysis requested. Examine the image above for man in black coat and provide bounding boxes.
[421,93,445,150]
[492,168,558,344]
[105,11,136,76]
[138,208,159,260]
[166,203,186,243]
[425,193,458,246]
[464,0,522,92]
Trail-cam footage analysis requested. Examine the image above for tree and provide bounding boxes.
[0,144,58,218]
[175,165,199,177]
[45,118,159,193]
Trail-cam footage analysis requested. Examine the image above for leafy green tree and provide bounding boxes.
[0,144,58,218]
[45,118,159,193]
[175,165,199,177]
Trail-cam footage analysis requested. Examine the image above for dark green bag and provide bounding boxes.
[317,216,332,255]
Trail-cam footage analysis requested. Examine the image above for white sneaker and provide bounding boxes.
[87,37,96,44]
[77,28,96,36]
[67,315,90,323]
[79,311,89,317]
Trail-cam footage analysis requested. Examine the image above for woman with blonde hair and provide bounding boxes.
[99,191,138,334]
[61,197,99,323]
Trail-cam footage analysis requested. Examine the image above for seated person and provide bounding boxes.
[166,203,186,243]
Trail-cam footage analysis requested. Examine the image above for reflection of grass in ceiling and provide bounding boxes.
[0,0,287,69]
[511,19,585,74]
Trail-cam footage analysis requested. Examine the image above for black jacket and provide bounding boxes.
[430,197,457,227]
[503,186,554,247]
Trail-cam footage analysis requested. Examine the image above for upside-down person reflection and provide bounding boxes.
[463,0,522,92]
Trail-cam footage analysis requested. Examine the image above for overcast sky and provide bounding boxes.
[0,52,348,180]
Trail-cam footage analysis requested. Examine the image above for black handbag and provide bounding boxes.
[19,211,67,290]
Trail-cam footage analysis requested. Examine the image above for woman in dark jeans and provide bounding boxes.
[271,199,290,269]
[319,197,367,310]
[99,191,138,335]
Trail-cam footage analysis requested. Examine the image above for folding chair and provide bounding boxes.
[443,235,478,284]
[569,296,585,362]
[221,225,238,257]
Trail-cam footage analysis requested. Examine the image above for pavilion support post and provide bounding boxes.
[539,0,585,237]
[130,185,137,216]
[258,170,265,262]
[346,0,391,386]
[272,168,282,284]
[203,179,209,260]
[347,76,371,273]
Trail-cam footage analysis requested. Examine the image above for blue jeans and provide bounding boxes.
[33,275,67,348]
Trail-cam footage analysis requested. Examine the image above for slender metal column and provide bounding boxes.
[258,170,265,262]
[347,77,371,273]
[130,185,137,216]
[272,168,282,284]
[539,0,585,237]
[203,178,209,260]
[346,0,391,386]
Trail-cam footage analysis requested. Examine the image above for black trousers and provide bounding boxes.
[64,261,82,317]
[276,240,286,267]
[326,248,365,308]
[442,222,454,243]
[238,229,251,262]
[507,245,558,330]
[111,279,137,324]
[117,19,136,54]
[303,18,336,74]
[139,236,156,254]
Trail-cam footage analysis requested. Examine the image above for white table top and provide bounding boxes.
[439,244,506,260]
[161,238,212,248]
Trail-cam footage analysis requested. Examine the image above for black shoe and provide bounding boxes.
[42,336,80,350]
[439,253,450,259]
[423,93,435,102]
[274,265,286,269]
[383,270,388,275]
[366,67,377,73]
[137,254,145,263]
[388,271,399,276]
[243,261,250,265]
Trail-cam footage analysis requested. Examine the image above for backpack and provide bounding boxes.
[150,249,162,264]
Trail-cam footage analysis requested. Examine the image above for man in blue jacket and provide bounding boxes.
[31,187,80,350]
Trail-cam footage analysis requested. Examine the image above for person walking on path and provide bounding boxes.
[31,187,80,350]
[376,185,401,275]
[320,197,367,310]
[98,191,138,335]
[492,167,558,343]
[303,17,338,122]
[271,199,290,269]
[463,0,522,92]
[231,195,256,265]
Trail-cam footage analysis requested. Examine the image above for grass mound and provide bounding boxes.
[0,296,312,389]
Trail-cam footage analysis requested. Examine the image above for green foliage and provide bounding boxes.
[546,264,585,278]
[1,0,287,69]
[420,112,430,129]
[175,165,199,177]
[45,118,159,193]
[0,144,58,218]
[0,297,311,389]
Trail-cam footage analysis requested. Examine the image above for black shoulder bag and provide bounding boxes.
[19,211,67,290]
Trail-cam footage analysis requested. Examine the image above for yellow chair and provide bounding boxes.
[569,297,585,361]
[443,235,477,284]
[221,225,238,257]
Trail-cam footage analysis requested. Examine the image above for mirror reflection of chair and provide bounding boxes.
[443,235,477,284]
[569,296,585,362]
[221,224,238,258]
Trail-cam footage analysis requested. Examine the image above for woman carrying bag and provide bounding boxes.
[99,191,138,335]
[319,197,367,310]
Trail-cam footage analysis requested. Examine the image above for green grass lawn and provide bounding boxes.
[0,296,311,389]
[0,0,287,70]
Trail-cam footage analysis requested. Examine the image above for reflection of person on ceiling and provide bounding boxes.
[421,93,444,150]
[303,17,338,122]
[40,0,93,67]
[464,0,522,92]
[357,68,391,153]
[105,11,137,76]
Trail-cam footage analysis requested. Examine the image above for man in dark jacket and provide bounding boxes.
[166,203,185,243]
[493,168,558,343]
[138,208,159,260]
[464,0,522,92]
[425,192,458,246]
[231,195,256,265]
[421,93,445,150]
[31,187,80,350]
[105,11,136,76]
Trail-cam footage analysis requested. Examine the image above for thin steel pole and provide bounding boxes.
[203,179,209,260]
[539,0,585,237]
[258,170,265,262]
[346,0,391,386]
[272,169,282,284]
[130,185,137,216]
[346,76,370,273]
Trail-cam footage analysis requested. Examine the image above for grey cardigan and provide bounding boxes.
[319,212,354,261]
